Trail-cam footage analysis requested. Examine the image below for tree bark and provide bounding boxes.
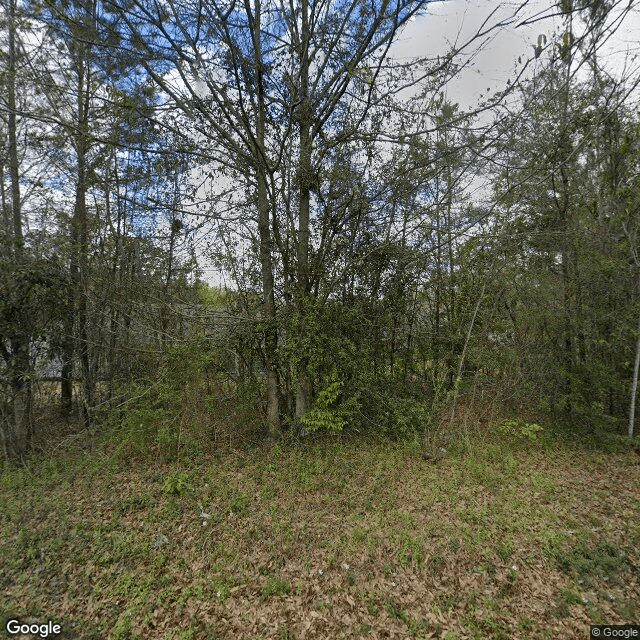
[257,167,281,438]
[69,27,94,429]
[556,16,577,423]
[629,306,640,438]
[4,0,31,461]
[7,0,22,257]
[295,0,313,422]
[252,0,281,437]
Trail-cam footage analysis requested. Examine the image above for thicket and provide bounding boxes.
[2,0,640,464]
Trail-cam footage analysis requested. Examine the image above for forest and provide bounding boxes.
[1,0,639,638]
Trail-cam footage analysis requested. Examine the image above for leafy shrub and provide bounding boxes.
[98,336,232,461]
[300,376,346,434]
[496,418,543,443]
[162,471,191,496]
[99,379,179,460]
[358,384,434,440]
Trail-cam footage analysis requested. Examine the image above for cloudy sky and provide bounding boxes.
[197,1,640,286]
[392,0,640,109]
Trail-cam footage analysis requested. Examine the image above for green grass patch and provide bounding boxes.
[260,576,291,600]
[549,538,629,584]
[1,433,638,639]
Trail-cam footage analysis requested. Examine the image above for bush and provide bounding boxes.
[99,337,227,462]
[300,376,347,434]
[496,418,543,443]
[162,471,191,496]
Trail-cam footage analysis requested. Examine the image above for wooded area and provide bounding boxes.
[2,0,639,461]
[1,2,640,637]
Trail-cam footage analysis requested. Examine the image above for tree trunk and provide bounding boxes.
[107,154,123,399]
[7,0,22,257]
[433,189,442,387]
[449,280,486,426]
[629,309,640,438]
[253,0,281,437]
[5,339,31,461]
[295,0,313,422]
[72,36,94,429]
[60,298,75,417]
[257,167,281,438]
[4,0,31,461]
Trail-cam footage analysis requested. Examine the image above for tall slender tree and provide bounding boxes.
[107,0,440,431]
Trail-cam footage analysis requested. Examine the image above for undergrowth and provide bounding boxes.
[1,396,638,639]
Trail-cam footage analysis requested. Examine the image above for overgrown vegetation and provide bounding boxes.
[2,0,640,635]
[2,0,640,461]
[1,432,638,639]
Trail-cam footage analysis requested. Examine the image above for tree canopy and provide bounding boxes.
[1,0,639,461]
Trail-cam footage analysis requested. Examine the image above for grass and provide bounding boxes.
[0,432,638,639]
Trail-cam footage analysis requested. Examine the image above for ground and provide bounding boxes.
[1,432,638,639]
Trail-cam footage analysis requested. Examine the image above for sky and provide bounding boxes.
[391,0,640,110]
[196,0,640,286]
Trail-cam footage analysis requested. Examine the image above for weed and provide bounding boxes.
[530,472,557,494]
[261,576,291,599]
[517,618,535,632]
[352,527,367,543]
[587,602,606,623]
[426,554,446,575]
[162,471,191,496]
[497,419,543,443]
[177,586,194,615]
[387,598,438,637]
[497,568,518,598]
[162,497,183,518]
[230,493,249,514]
[551,539,628,584]
[211,579,231,603]
[434,593,457,613]
[449,538,461,552]
[15,529,40,567]
[559,588,582,605]
[553,588,585,619]
[300,376,346,434]
[504,453,519,474]
[497,539,515,562]
[112,612,140,640]
[465,589,478,612]
[279,626,293,640]
[356,623,373,634]
[385,599,410,624]
[1,435,638,640]
[465,458,503,488]
[366,592,380,615]
[617,599,638,620]
[316,598,333,612]
[477,614,511,640]
[117,495,154,515]
[397,532,424,570]
[0,467,30,490]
